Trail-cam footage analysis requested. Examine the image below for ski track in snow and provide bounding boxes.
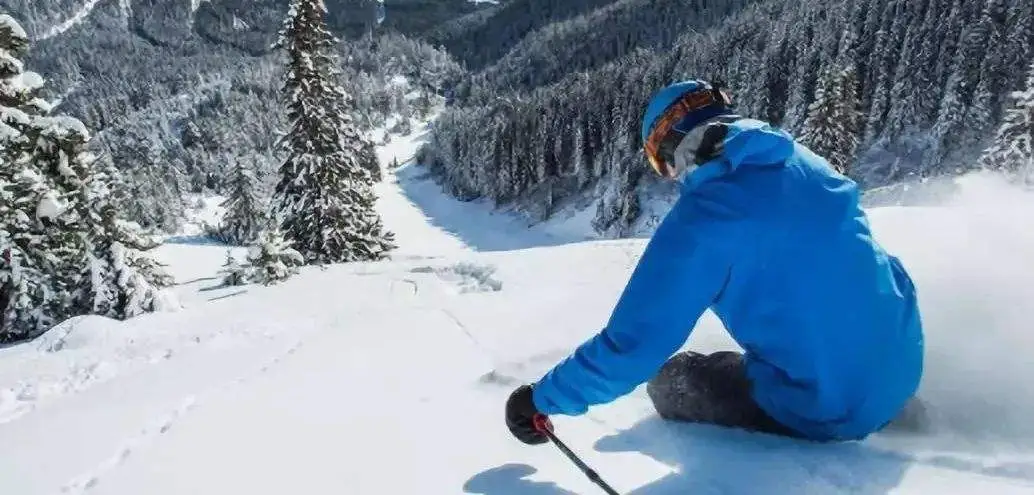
[40,0,104,40]
[59,340,303,494]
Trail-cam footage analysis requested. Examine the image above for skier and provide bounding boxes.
[505,80,924,444]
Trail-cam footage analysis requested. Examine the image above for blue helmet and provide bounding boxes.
[640,80,735,144]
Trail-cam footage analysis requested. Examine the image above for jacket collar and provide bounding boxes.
[680,118,795,190]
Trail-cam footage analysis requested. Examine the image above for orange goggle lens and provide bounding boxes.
[646,151,672,178]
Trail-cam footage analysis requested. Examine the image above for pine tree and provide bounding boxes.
[245,227,304,286]
[271,0,395,265]
[1001,0,1033,95]
[1,15,69,339]
[76,158,175,320]
[217,156,267,245]
[799,65,862,175]
[979,61,1034,179]
[1,14,172,340]
[358,139,382,183]
[218,250,250,286]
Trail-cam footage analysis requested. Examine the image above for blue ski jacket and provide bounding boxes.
[532,119,924,441]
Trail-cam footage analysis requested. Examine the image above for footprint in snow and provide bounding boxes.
[61,396,197,494]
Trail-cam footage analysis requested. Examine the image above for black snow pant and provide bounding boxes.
[646,350,803,438]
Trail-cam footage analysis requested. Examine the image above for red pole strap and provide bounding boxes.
[533,413,554,434]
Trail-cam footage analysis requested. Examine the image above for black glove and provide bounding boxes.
[505,384,552,445]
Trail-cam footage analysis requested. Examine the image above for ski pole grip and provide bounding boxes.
[532,413,554,434]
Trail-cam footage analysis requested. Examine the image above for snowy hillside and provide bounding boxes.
[2,124,1034,494]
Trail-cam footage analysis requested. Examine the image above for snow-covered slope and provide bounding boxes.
[2,123,1034,494]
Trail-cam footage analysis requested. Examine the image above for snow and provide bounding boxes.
[38,115,90,142]
[35,192,67,221]
[190,0,208,15]
[2,119,1034,494]
[10,71,44,93]
[152,194,249,307]
[119,0,133,29]
[0,52,24,76]
[388,74,409,88]
[178,194,228,237]
[0,14,27,40]
[40,0,104,40]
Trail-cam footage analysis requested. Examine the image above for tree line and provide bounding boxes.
[420,0,1033,234]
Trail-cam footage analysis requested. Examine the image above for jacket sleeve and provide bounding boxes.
[531,197,735,416]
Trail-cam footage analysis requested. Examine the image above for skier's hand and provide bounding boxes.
[506,384,552,445]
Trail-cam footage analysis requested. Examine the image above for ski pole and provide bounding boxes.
[533,414,620,495]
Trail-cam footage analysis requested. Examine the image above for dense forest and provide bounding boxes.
[419,0,1034,234]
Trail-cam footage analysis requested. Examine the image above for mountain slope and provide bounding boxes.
[2,0,486,49]
[460,0,757,98]
[428,0,621,71]
[422,0,1034,236]
[2,123,1034,494]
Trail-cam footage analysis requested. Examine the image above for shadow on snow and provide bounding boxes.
[468,416,920,494]
[162,234,228,246]
[394,164,586,253]
[590,416,914,494]
[463,463,578,495]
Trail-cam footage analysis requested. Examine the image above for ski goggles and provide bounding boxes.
[644,86,732,178]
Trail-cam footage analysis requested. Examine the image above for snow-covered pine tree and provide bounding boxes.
[1,14,173,340]
[359,139,382,183]
[1,14,67,340]
[0,187,55,341]
[245,227,303,286]
[218,250,250,286]
[75,157,175,319]
[217,156,267,245]
[799,65,862,175]
[271,0,395,264]
[978,61,1034,180]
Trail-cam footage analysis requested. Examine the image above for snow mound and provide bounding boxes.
[0,316,124,424]
[32,315,125,353]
